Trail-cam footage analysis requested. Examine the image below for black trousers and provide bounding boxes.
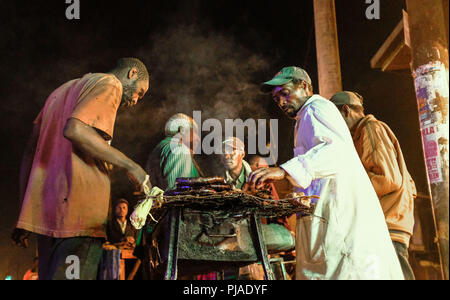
[393,241,415,280]
[37,234,104,280]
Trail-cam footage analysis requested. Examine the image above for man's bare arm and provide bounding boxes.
[63,118,150,188]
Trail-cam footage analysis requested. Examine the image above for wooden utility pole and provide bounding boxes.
[407,0,449,280]
[313,0,342,99]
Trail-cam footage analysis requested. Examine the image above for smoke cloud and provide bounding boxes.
[110,23,275,198]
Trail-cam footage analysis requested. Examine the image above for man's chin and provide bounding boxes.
[283,111,297,119]
[287,114,297,119]
[120,99,135,108]
[281,107,296,118]
[223,162,235,169]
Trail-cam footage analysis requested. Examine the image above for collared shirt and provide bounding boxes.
[225,160,252,189]
[280,94,404,280]
[107,217,137,244]
[17,73,122,238]
[149,136,200,191]
[117,219,127,234]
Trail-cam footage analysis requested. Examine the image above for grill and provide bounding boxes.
[148,190,315,280]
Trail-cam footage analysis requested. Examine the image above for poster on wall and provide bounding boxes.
[421,123,443,184]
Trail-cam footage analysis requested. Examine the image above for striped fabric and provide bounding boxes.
[149,137,200,191]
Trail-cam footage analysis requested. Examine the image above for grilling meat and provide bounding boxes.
[175,177,226,186]
[166,177,232,196]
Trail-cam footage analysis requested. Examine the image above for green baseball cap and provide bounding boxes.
[330,91,364,107]
[263,66,312,86]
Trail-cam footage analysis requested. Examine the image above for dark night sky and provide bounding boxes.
[0,0,427,279]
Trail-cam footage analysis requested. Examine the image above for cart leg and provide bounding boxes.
[251,214,275,280]
[164,208,181,280]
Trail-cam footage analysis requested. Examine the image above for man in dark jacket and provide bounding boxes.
[107,199,137,247]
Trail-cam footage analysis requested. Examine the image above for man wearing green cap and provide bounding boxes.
[330,91,417,280]
[249,67,404,279]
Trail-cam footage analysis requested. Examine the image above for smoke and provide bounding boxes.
[112,24,274,168]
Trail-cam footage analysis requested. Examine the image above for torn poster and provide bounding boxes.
[413,61,449,184]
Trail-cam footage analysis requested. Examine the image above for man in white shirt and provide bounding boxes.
[248,66,404,279]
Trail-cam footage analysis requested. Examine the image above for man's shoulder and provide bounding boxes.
[84,73,122,89]
[159,137,191,158]
[107,218,118,228]
[51,73,120,101]
[361,115,390,133]
[311,94,329,102]
[300,94,340,118]
[305,95,334,110]
[358,115,398,144]
[157,137,175,153]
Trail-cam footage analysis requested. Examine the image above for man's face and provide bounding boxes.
[272,82,309,119]
[221,147,244,171]
[115,203,128,218]
[338,105,363,131]
[121,79,149,108]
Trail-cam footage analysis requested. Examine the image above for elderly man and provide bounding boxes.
[221,137,252,189]
[330,91,417,280]
[146,113,202,191]
[12,58,152,280]
[249,66,403,279]
[139,113,202,279]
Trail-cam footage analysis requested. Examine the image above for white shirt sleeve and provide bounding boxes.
[281,101,349,189]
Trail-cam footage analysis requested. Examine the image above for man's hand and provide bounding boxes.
[248,167,286,189]
[126,236,136,245]
[11,228,30,248]
[126,163,152,192]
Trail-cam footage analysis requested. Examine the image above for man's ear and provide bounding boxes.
[300,81,308,91]
[240,152,246,160]
[301,81,313,95]
[342,104,351,117]
[127,67,138,80]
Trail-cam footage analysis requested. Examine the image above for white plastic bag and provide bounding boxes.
[130,176,164,229]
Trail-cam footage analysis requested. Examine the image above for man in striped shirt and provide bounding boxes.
[146,113,202,191]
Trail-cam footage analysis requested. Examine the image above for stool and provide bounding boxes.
[120,249,137,280]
